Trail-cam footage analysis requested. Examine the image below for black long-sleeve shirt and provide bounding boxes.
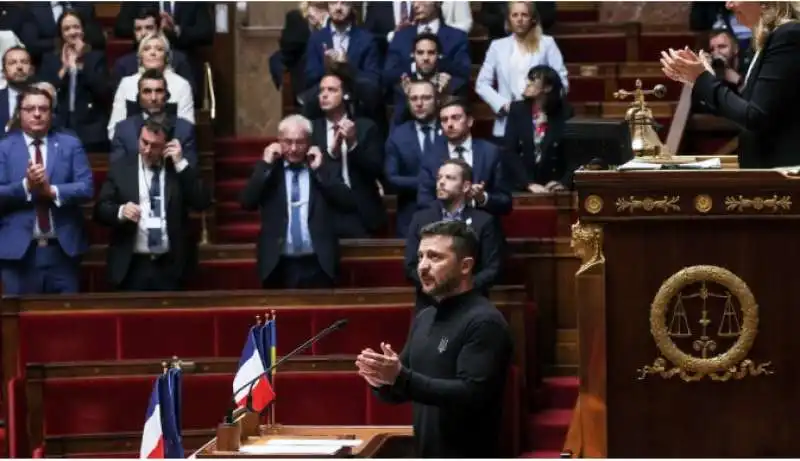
[372,290,513,458]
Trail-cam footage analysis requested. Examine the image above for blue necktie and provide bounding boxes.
[290,168,305,254]
[420,125,434,155]
[148,166,163,251]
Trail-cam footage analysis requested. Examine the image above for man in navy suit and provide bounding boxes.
[110,68,197,167]
[111,7,195,91]
[0,85,93,294]
[0,46,35,133]
[20,1,106,64]
[417,97,512,216]
[383,1,470,98]
[301,1,382,122]
[385,78,442,237]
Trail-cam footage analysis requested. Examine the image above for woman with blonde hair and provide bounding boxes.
[107,32,194,139]
[662,1,800,168]
[476,1,568,141]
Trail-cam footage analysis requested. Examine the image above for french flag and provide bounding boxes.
[232,327,276,412]
[140,378,165,459]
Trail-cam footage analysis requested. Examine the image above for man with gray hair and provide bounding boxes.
[240,114,356,289]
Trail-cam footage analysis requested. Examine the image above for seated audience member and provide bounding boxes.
[0,46,35,132]
[0,85,93,295]
[503,65,572,194]
[312,71,385,238]
[114,1,213,99]
[239,115,356,290]
[385,78,443,238]
[364,1,473,56]
[21,2,106,65]
[37,10,109,152]
[301,1,382,122]
[701,28,751,94]
[405,160,504,310]
[273,2,328,99]
[108,32,194,140]
[383,1,470,97]
[112,7,194,92]
[110,69,197,166]
[418,97,512,217]
[390,33,467,126]
[476,1,568,141]
[690,1,752,50]
[480,1,556,39]
[93,118,212,292]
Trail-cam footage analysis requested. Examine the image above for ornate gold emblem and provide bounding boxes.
[724,195,791,212]
[570,220,604,274]
[615,195,680,213]
[584,195,604,214]
[637,265,773,382]
[694,194,713,213]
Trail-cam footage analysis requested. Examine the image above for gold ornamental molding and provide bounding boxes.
[570,220,604,275]
[615,195,680,213]
[583,195,604,214]
[637,265,773,383]
[694,194,713,213]
[724,194,792,212]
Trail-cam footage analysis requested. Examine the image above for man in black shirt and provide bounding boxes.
[356,220,513,458]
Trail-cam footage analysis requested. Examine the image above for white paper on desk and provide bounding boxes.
[677,158,722,169]
[775,165,800,175]
[617,159,664,171]
[239,439,363,455]
[267,439,363,447]
[617,157,722,171]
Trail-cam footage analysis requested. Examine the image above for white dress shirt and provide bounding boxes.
[160,1,176,15]
[447,136,473,166]
[107,69,195,140]
[21,133,60,240]
[117,155,189,254]
[50,2,64,24]
[326,119,355,187]
[6,85,17,129]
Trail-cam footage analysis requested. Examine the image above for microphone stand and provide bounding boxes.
[229,319,348,421]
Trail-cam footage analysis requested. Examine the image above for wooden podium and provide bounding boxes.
[192,412,413,458]
[567,169,800,458]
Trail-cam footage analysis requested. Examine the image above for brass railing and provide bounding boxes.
[203,62,217,121]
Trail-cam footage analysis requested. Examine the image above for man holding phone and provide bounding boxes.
[240,114,356,289]
[93,118,212,291]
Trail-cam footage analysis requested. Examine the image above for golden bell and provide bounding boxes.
[614,79,672,159]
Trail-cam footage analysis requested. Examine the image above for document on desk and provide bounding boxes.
[239,438,363,455]
[618,157,722,171]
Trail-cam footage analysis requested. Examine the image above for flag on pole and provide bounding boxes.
[232,326,276,412]
[140,377,166,458]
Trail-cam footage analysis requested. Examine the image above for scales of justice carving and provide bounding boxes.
[637,265,773,382]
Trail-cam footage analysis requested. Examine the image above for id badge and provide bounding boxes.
[145,216,163,230]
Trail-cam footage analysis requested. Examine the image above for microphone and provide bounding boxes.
[229,318,349,418]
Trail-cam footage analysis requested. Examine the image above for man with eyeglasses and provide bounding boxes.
[0,85,93,294]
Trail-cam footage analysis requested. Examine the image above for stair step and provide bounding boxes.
[520,450,564,458]
[528,409,573,451]
[540,377,579,410]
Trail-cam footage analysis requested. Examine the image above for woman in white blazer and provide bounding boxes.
[107,32,195,140]
[476,1,568,139]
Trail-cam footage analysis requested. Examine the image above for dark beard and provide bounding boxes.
[426,271,461,299]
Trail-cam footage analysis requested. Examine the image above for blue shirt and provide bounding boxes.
[283,163,313,255]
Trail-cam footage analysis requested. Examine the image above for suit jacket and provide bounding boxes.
[502,100,572,189]
[693,22,800,169]
[305,24,381,90]
[382,24,470,91]
[279,8,312,96]
[93,154,212,287]
[312,117,386,236]
[384,120,442,237]
[364,2,473,55]
[21,2,106,60]
[475,35,568,137]
[111,114,197,166]
[239,157,357,282]
[38,50,110,146]
[112,50,195,92]
[404,204,505,310]
[390,72,467,126]
[0,130,93,259]
[417,138,512,216]
[0,4,32,48]
[114,2,214,51]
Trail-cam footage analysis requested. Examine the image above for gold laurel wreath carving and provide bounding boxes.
[615,195,680,213]
[724,195,792,212]
[638,265,773,382]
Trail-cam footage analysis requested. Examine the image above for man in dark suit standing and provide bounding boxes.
[312,72,385,238]
[0,85,93,294]
[405,159,503,310]
[418,97,512,217]
[384,78,442,237]
[110,69,197,166]
[111,7,194,91]
[21,1,106,65]
[93,118,212,291]
[240,114,356,289]
[382,1,470,100]
[0,46,35,133]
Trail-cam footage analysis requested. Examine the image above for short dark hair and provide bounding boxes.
[441,158,473,183]
[3,46,29,68]
[710,27,738,47]
[321,66,354,95]
[439,96,471,117]
[134,6,161,23]
[526,64,566,116]
[413,32,441,53]
[18,85,53,111]
[140,116,172,140]
[139,68,168,89]
[419,220,478,260]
